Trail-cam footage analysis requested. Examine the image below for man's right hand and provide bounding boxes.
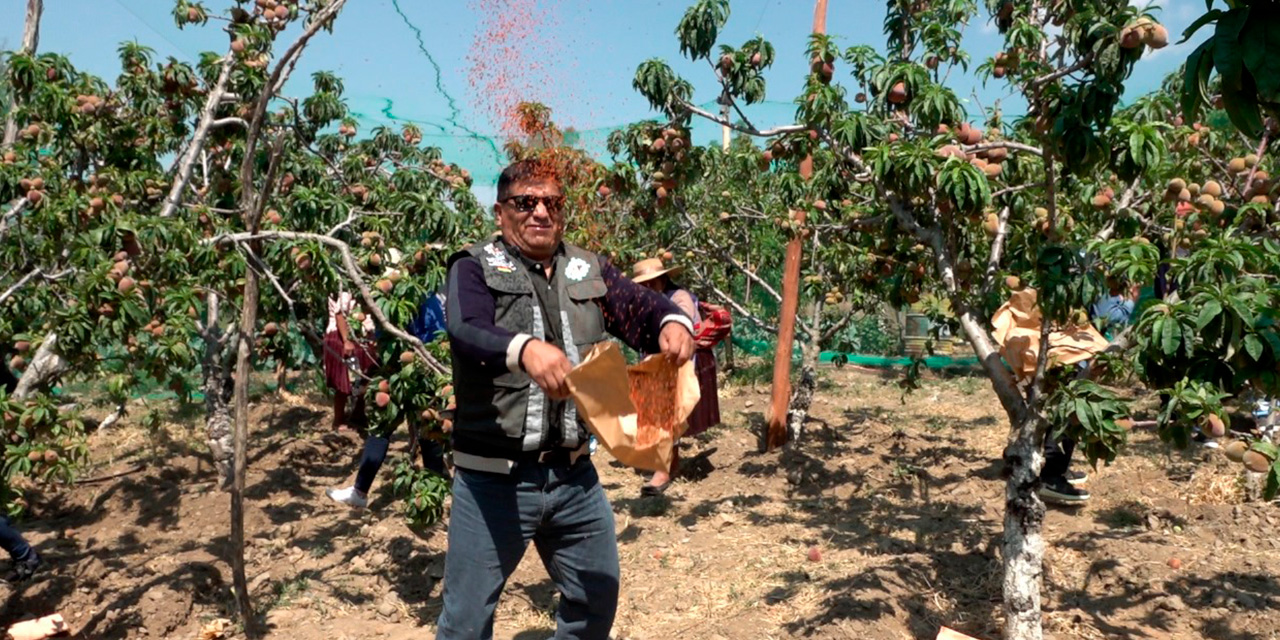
[521,339,573,400]
[342,340,356,357]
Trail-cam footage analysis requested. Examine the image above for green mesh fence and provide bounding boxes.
[345,98,813,194]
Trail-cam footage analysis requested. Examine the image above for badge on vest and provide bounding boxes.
[484,244,517,273]
[565,257,591,282]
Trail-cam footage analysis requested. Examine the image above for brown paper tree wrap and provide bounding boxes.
[565,342,701,473]
[991,288,1109,380]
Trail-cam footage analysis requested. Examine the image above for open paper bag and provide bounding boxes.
[566,342,700,473]
[991,287,1109,380]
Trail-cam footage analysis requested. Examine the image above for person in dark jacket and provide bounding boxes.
[434,159,694,640]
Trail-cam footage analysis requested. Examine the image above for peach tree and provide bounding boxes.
[626,1,1280,639]
[0,0,481,628]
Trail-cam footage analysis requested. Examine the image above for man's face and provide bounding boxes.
[495,177,565,261]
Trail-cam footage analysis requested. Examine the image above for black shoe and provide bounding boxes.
[6,551,42,583]
[1040,477,1090,505]
[1065,469,1089,485]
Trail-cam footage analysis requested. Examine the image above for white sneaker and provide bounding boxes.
[1191,429,1220,449]
[327,486,367,508]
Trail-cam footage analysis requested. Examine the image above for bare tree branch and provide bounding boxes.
[0,267,74,305]
[210,117,249,130]
[678,98,809,138]
[992,183,1043,199]
[240,0,350,195]
[889,195,1027,419]
[982,206,1013,294]
[1029,52,1095,88]
[820,310,857,344]
[2,0,42,147]
[238,244,294,308]
[965,140,1045,157]
[0,197,28,241]
[205,230,449,376]
[160,56,234,218]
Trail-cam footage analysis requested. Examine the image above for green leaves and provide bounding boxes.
[1180,3,1280,137]
[675,0,731,61]
[936,160,991,213]
[633,59,691,119]
[1049,379,1131,469]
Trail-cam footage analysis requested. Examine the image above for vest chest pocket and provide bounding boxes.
[565,279,607,348]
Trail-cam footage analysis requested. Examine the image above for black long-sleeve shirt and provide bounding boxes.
[445,242,693,451]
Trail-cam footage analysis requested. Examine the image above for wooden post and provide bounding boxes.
[766,0,827,450]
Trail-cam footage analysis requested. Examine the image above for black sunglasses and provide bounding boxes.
[501,194,565,214]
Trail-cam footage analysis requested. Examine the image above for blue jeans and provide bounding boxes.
[435,458,619,640]
[0,516,32,563]
[353,435,448,494]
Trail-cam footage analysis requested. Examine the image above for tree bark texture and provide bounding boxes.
[1001,416,1046,640]
[787,340,820,444]
[12,332,66,400]
[202,293,235,489]
[230,270,260,632]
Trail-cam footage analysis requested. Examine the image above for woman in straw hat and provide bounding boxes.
[631,257,721,495]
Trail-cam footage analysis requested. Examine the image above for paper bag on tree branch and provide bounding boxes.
[991,287,1109,380]
[566,342,700,473]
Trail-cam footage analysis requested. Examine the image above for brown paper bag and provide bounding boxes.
[991,287,1109,379]
[566,342,700,473]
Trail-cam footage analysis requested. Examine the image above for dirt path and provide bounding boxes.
[2,369,1278,639]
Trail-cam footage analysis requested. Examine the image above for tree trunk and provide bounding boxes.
[954,307,1046,640]
[1001,414,1047,640]
[230,272,260,633]
[3,0,43,146]
[12,332,66,400]
[202,293,235,489]
[786,339,820,444]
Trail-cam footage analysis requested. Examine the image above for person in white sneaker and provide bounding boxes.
[328,290,452,509]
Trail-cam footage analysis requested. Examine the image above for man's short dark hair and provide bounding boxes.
[496,159,560,202]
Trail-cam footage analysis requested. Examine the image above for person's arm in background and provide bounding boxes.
[669,289,697,321]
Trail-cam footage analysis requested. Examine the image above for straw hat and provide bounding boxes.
[631,257,683,284]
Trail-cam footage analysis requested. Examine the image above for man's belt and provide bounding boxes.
[516,448,576,467]
[453,444,589,474]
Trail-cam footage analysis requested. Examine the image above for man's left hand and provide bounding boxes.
[658,322,694,365]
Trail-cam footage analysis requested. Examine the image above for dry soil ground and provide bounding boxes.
[2,367,1279,640]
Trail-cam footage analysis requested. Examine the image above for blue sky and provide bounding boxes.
[1,0,1203,202]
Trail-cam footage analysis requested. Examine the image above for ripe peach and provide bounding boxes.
[887,82,908,104]
[1224,440,1248,463]
[1243,449,1273,473]
[375,391,391,408]
[1203,414,1225,438]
